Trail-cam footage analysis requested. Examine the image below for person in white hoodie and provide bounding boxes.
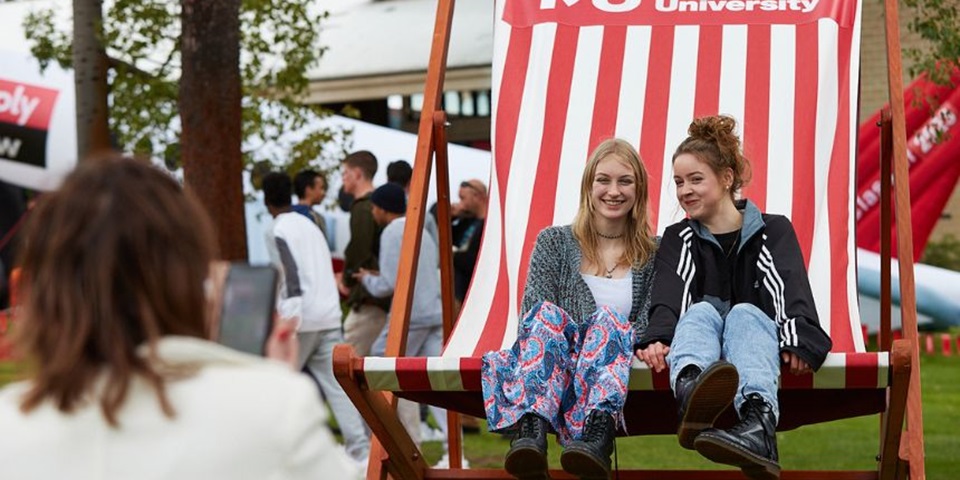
[0,156,358,480]
[262,172,370,467]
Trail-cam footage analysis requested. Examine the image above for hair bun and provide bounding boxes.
[688,115,737,141]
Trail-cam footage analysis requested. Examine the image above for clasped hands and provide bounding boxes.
[634,342,812,375]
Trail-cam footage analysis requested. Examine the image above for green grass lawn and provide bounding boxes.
[416,354,959,478]
[1,355,955,477]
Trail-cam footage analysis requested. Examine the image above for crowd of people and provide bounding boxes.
[0,114,831,480]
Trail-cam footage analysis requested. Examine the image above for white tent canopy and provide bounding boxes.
[246,114,492,264]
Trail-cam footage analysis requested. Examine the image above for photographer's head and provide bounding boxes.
[16,154,217,426]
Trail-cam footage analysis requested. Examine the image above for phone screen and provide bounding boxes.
[218,264,278,356]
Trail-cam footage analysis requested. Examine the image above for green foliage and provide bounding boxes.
[902,0,960,85]
[23,0,351,184]
[921,233,960,271]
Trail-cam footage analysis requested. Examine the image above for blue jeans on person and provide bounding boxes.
[667,302,781,422]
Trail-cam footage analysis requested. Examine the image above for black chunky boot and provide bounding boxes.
[505,414,549,480]
[694,393,781,480]
[674,361,739,449]
[560,411,616,480]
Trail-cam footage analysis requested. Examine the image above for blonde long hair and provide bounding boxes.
[572,138,657,272]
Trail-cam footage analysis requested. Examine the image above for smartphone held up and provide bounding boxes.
[217,264,279,356]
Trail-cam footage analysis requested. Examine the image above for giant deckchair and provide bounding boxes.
[333,0,925,478]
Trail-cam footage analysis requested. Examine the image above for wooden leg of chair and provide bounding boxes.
[879,339,911,480]
[897,439,910,480]
[446,410,463,469]
[368,440,388,480]
[333,344,427,480]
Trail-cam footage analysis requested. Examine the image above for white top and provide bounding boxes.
[581,271,634,318]
[0,336,360,480]
[267,211,342,332]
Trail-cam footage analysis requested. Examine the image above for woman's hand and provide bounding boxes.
[636,342,670,373]
[265,315,299,370]
[781,351,811,375]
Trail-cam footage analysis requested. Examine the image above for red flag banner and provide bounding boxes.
[856,69,960,260]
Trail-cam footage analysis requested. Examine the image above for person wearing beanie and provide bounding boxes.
[388,160,440,250]
[369,182,407,215]
[354,183,453,462]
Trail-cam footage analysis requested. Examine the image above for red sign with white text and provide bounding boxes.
[504,0,857,27]
[0,79,60,168]
[0,79,58,130]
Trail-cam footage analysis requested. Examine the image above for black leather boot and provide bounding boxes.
[505,413,549,480]
[674,361,739,449]
[560,411,615,480]
[694,393,781,480]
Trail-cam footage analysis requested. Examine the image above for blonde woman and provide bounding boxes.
[482,139,657,480]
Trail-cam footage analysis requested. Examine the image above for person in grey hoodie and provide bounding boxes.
[352,182,447,450]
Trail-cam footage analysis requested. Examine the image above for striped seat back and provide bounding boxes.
[445,0,864,357]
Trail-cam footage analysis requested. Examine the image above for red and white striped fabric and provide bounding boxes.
[450,0,865,358]
[359,0,890,402]
[359,353,890,392]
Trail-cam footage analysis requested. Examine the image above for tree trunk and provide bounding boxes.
[180,0,247,260]
[72,0,111,160]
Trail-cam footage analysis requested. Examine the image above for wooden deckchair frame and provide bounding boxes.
[333,0,927,478]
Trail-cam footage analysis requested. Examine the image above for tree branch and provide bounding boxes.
[107,56,160,80]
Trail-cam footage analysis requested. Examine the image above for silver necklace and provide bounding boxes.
[604,263,619,279]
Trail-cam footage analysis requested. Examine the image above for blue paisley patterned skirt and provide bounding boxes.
[480,301,634,444]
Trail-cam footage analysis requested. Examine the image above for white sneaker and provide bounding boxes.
[420,422,445,442]
[434,452,471,469]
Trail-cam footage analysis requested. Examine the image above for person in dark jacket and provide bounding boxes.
[637,115,831,480]
[339,151,391,357]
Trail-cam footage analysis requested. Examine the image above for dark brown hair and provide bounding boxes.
[673,115,752,200]
[14,154,217,427]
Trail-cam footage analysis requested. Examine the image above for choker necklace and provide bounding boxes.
[597,231,624,240]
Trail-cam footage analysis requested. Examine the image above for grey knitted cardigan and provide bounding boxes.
[520,225,657,347]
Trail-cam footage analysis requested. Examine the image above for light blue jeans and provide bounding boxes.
[298,328,371,462]
[667,302,780,422]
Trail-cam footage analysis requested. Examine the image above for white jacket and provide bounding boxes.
[0,336,359,480]
[268,211,343,332]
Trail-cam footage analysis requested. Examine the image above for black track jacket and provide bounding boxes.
[641,200,832,370]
